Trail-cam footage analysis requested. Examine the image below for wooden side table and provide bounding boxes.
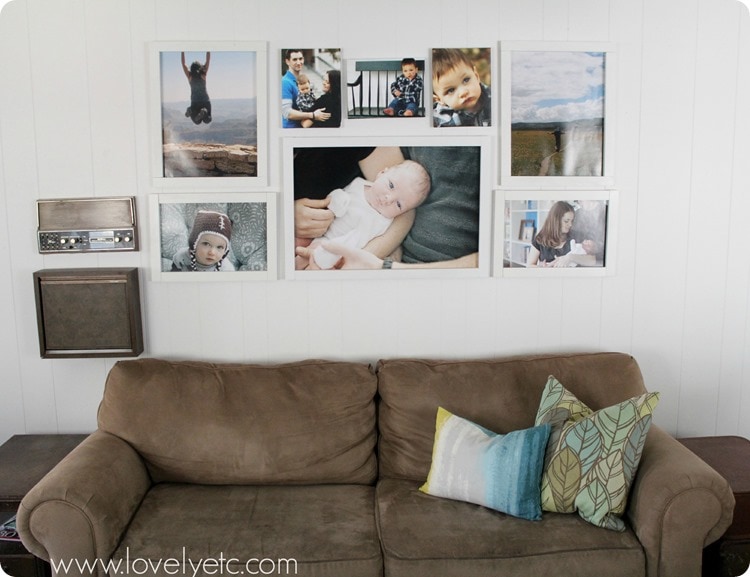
[0,434,88,577]
[679,436,750,577]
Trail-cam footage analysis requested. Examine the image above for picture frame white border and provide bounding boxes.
[148,41,269,191]
[149,191,278,282]
[499,41,617,189]
[283,135,493,280]
[492,189,619,278]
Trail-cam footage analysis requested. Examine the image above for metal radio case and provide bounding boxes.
[36,196,138,253]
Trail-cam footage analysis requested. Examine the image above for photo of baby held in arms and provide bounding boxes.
[292,144,482,271]
[525,199,607,268]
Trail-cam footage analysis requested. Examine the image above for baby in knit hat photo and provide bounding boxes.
[172,210,235,272]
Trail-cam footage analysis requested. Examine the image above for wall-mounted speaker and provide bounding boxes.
[33,268,144,358]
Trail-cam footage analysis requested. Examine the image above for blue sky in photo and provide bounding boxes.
[537,84,605,108]
[511,51,606,124]
[160,50,257,103]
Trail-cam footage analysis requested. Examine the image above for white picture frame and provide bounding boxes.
[499,41,616,188]
[283,136,492,280]
[150,192,277,282]
[492,189,618,277]
[148,41,268,190]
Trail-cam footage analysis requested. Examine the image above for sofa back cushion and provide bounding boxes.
[98,358,378,485]
[376,352,647,481]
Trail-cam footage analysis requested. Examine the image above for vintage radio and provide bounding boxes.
[36,196,138,253]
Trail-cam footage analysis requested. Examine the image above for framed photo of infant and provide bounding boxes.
[283,136,492,280]
[492,189,619,277]
[148,41,268,190]
[499,41,616,188]
[149,192,277,282]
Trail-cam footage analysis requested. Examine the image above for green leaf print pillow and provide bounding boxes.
[534,376,660,531]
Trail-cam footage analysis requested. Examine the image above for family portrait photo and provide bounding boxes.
[281,48,342,129]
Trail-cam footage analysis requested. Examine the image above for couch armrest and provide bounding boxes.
[16,430,151,577]
[626,425,735,577]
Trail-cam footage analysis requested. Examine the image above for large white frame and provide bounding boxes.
[148,41,268,190]
[499,41,616,189]
[283,136,492,280]
[492,189,619,277]
[149,192,277,282]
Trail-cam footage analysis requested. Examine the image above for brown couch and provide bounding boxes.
[17,353,735,577]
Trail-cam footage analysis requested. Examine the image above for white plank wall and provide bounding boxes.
[0,0,748,443]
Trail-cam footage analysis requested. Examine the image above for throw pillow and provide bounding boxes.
[535,376,660,531]
[419,406,551,521]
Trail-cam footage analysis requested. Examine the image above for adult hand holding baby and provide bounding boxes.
[294,198,334,238]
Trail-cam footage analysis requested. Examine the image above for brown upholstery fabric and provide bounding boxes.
[679,435,750,539]
[627,426,737,577]
[376,352,647,481]
[114,483,382,577]
[17,431,151,576]
[98,358,378,484]
[16,353,736,577]
[376,478,645,577]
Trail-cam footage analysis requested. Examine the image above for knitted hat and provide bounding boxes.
[188,210,232,251]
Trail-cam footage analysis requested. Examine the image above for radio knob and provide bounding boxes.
[123,236,131,243]
[60,238,67,244]
[69,238,77,244]
[114,236,121,243]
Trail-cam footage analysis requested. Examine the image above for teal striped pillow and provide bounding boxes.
[420,407,551,521]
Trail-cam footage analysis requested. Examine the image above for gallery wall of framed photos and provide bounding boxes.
[146,41,617,282]
[3,0,748,443]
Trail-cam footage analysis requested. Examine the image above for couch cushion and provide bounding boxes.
[419,407,550,520]
[114,483,381,577]
[376,478,645,577]
[376,353,647,481]
[98,359,378,484]
[535,375,659,531]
